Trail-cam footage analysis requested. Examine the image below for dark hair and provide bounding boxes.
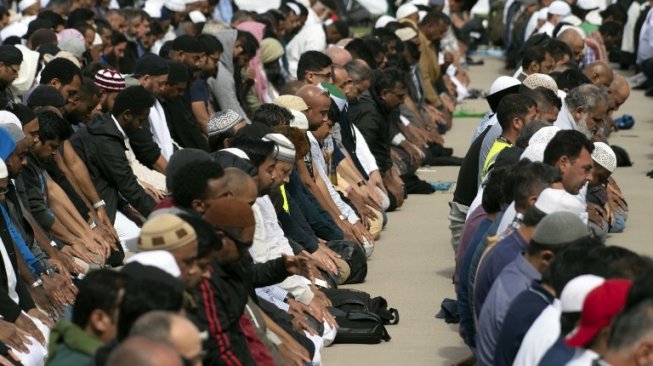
[117,277,183,341]
[482,166,508,214]
[112,86,156,117]
[37,10,65,29]
[529,86,562,111]
[0,6,8,18]
[521,46,548,70]
[67,8,95,28]
[600,4,627,25]
[196,33,223,54]
[609,299,653,353]
[539,237,603,295]
[72,269,126,328]
[111,31,128,47]
[522,206,548,227]
[599,20,622,39]
[297,50,332,81]
[345,38,376,69]
[496,94,537,130]
[95,18,112,35]
[252,103,294,127]
[178,214,221,256]
[553,68,591,91]
[171,160,224,208]
[40,58,82,86]
[159,40,173,59]
[330,20,349,39]
[516,120,550,148]
[586,245,647,279]
[79,77,100,99]
[623,265,653,312]
[543,130,594,165]
[229,136,277,168]
[82,61,110,79]
[546,39,573,63]
[420,10,451,26]
[236,30,259,59]
[373,67,405,96]
[512,162,561,211]
[36,110,73,142]
[208,128,238,152]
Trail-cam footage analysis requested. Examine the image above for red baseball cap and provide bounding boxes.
[565,279,632,347]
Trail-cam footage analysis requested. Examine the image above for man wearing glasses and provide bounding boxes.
[296,51,333,85]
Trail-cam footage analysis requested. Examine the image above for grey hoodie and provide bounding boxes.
[206,29,250,122]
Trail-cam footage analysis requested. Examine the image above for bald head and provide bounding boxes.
[583,61,614,87]
[326,46,352,66]
[107,336,183,366]
[224,167,258,206]
[297,85,331,131]
[609,74,630,110]
[557,28,585,64]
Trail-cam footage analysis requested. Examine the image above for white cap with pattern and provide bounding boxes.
[592,141,617,173]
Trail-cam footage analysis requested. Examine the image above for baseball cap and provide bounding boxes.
[565,279,632,347]
[560,274,605,313]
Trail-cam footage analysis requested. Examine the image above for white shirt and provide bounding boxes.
[471,112,495,143]
[538,21,556,36]
[496,202,517,236]
[513,300,562,366]
[111,115,126,138]
[251,196,314,304]
[524,12,540,40]
[623,1,644,54]
[637,8,653,64]
[554,103,578,131]
[285,24,326,79]
[0,237,18,304]
[148,99,174,160]
[353,125,379,175]
[307,132,359,224]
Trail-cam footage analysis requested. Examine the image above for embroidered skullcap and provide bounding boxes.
[529,126,561,145]
[274,95,308,111]
[94,68,126,91]
[208,109,243,136]
[523,73,558,94]
[592,142,617,173]
[138,214,197,252]
[263,133,296,163]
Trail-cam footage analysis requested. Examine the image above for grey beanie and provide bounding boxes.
[532,211,588,245]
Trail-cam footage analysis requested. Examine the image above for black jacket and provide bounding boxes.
[70,113,155,222]
[0,209,35,322]
[349,90,401,174]
[162,95,209,151]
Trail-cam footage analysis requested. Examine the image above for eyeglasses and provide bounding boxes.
[0,187,8,195]
[7,65,19,74]
[311,72,332,80]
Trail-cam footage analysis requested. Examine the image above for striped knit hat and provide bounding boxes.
[263,133,296,163]
[94,68,126,91]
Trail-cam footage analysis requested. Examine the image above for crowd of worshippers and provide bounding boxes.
[442,0,653,362]
[0,0,491,364]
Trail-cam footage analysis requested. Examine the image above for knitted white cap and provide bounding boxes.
[592,141,617,173]
[520,142,547,162]
[289,109,309,130]
[263,133,296,163]
[523,73,558,94]
[529,125,561,145]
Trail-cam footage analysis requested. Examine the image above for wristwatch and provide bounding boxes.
[339,214,347,221]
[93,199,106,209]
[31,278,43,288]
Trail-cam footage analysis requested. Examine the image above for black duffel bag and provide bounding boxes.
[330,308,391,344]
[326,240,368,284]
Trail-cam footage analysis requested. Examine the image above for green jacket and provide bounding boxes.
[46,321,104,366]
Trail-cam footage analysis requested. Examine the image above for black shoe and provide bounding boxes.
[646,87,653,97]
[465,56,484,66]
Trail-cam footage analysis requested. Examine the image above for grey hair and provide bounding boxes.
[129,311,174,345]
[608,299,653,352]
[344,59,373,83]
[564,84,608,112]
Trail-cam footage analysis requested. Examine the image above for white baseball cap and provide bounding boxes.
[560,274,605,312]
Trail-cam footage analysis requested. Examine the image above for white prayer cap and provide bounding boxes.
[529,125,560,145]
[164,0,186,12]
[221,148,250,160]
[585,10,602,25]
[144,0,163,18]
[396,3,419,19]
[592,142,617,173]
[188,10,207,23]
[537,7,549,20]
[561,14,583,26]
[520,143,547,162]
[577,0,599,10]
[0,111,22,130]
[560,275,605,312]
[18,0,38,12]
[263,133,296,163]
[375,15,396,29]
[548,0,571,16]
[489,76,521,95]
[0,159,7,179]
[395,27,418,42]
[289,109,309,130]
[534,188,586,216]
[125,250,182,278]
[523,73,558,94]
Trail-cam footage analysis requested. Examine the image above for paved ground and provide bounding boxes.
[322,57,653,365]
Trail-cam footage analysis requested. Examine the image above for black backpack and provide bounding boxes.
[323,288,399,344]
[327,240,368,284]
